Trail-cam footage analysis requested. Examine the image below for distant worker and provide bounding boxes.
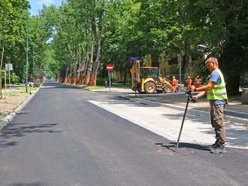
[185,76,192,90]
[194,75,202,88]
[172,76,178,93]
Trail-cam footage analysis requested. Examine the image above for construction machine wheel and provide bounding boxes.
[164,84,173,93]
[145,82,156,94]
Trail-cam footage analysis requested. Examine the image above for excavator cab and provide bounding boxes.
[140,67,159,79]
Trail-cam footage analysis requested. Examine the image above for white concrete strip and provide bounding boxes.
[161,102,248,124]
[88,100,248,150]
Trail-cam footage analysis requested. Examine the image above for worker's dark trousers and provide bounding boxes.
[210,104,225,144]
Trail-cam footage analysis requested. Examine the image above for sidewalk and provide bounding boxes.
[99,87,248,119]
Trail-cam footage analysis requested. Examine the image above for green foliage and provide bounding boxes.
[183,0,248,95]
[0,0,30,97]
[1,0,247,95]
[11,72,20,84]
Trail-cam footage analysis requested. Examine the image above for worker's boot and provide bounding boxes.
[210,141,226,154]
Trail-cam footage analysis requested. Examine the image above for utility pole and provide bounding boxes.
[26,22,29,93]
[32,45,34,76]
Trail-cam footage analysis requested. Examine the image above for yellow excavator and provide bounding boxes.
[130,61,172,94]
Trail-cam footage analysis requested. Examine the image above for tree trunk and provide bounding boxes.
[65,67,70,83]
[221,43,241,96]
[88,37,102,86]
[151,54,159,67]
[181,41,191,79]
[76,45,81,84]
[226,75,240,96]
[123,63,128,85]
[0,46,5,99]
[81,47,89,85]
[85,43,94,85]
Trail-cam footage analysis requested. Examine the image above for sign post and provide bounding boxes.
[5,64,13,95]
[106,64,113,92]
[1,70,7,98]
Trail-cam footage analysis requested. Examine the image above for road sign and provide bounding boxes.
[5,64,13,95]
[5,64,13,71]
[106,64,113,71]
[129,56,140,61]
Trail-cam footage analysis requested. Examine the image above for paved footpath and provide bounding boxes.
[91,87,248,150]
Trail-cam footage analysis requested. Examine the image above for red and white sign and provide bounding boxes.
[106,64,113,71]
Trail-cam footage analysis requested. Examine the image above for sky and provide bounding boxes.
[28,0,63,15]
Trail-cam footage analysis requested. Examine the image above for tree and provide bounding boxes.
[185,0,248,95]
[0,0,30,98]
[13,0,247,96]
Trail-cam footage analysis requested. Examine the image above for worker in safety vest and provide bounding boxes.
[194,75,202,88]
[172,76,178,93]
[185,76,192,90]
[191,57,228,154]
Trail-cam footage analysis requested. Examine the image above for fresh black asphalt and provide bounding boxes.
[0,80,247,186]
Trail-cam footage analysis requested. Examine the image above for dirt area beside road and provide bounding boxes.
[0,93,30,120]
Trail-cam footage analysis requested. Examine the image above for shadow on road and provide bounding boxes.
[41,80,85,90]
[0,123,61,148]
[155,142,210,152]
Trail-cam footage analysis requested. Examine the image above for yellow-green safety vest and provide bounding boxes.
[207,69,228,101]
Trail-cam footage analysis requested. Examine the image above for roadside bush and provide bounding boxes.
[96,78,106,86]
[11,73,20,85]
